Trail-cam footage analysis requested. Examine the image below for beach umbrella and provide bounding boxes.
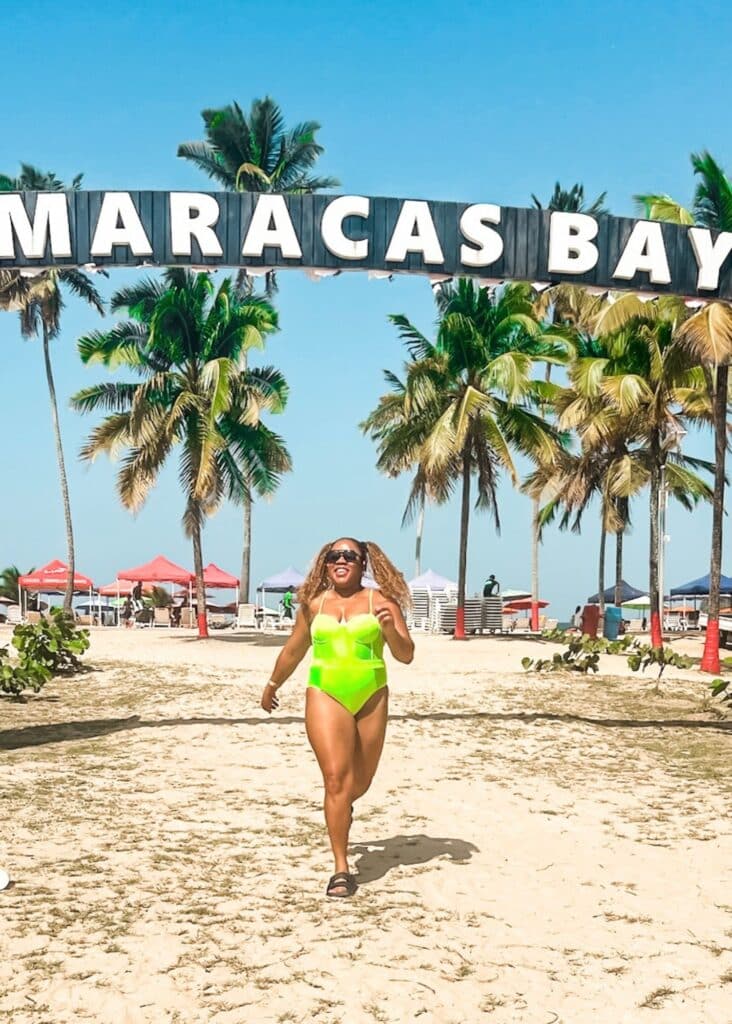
[501,588,531,602]
[670,573,732,596]
[587,580,645,604]
[503,598,549,611]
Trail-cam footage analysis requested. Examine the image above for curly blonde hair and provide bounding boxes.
[298,538,412,610]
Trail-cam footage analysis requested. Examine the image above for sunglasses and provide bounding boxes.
[325,549,362,565]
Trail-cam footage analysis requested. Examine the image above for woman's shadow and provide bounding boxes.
[349,834,478,884]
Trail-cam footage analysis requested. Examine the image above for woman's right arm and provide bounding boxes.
[260,607,312,713]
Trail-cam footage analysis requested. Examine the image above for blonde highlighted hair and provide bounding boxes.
[298,538,411,610]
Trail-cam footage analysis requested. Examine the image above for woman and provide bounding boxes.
[261,537,414,898]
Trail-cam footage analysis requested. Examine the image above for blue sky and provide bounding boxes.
[1,0,730,616]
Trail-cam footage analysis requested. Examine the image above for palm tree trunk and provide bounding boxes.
[454,449,471,640]
[42,322,75,614]
[598,524,607,624]
[649,462,663,649]
[530,497,540,631]
[614,497,626,607]
[415,499,425,578]
[190,505,209,639]
[239,492,251,605]
[701,363,728,673]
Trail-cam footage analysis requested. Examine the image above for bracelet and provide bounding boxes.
[266,680,280,690]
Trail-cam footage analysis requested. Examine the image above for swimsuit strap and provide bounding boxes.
[317,591,328,615]
[369,588,373,614]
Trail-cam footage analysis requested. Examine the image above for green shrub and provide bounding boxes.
[1,610,90,699]
[524,632,691,680]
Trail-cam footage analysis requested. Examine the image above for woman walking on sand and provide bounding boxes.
[261,537,414,898]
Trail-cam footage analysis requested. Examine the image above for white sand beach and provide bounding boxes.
[2,627,732,1023]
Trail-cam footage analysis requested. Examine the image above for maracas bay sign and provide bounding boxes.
[2,190,732,300]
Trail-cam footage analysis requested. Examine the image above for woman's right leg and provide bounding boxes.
[305,688,357,881]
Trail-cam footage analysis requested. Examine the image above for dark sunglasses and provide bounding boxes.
[325,549,362,565]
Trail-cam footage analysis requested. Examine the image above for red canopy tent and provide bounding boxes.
[202,563,239,589]
[19,559,94,591]
[98,580,153,597]
[117,555,193,584]
[18,560,94,618]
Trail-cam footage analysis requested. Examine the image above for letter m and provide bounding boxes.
[0,193,72,261]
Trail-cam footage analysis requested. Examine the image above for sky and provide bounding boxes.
[1,0,731,618]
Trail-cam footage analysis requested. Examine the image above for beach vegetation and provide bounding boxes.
[0,165,105,614]
[362,279,568,636]
[178,96,338,603]
[72,270,291,638]
[637,151,732,673]
[1,609,89,698]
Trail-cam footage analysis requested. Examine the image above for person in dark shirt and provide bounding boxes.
[483,574,500,597]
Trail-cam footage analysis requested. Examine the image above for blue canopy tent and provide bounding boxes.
[670,573,732,596]
[257,566,305,610]
[587,580,645,604]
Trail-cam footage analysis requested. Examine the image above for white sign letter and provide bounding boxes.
[90,193,153,257]
[459,204,503,267]
[242,195,302,259]
[547,212,599,274]
[321,195,370,260]
[170,193,223,257]
[385,200,444,265]
[688,227,732,291]
[613,221,671,284]
[0,193,71,259]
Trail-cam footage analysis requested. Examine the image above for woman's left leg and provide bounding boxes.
[352,687,389,802]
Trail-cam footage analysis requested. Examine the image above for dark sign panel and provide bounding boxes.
[1,190,730,301]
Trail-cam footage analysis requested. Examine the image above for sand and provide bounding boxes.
[1,625,732,1023]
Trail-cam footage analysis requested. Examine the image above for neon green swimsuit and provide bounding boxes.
[308,589,387,715]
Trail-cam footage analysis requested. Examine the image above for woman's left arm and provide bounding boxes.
[374,598,415,664]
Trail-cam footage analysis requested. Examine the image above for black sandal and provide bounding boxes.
[326,872,358,898]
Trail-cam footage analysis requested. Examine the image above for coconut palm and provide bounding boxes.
[363,280,566,637]
[72,270,291,638]
[0,565,31,604]
[531,182,608,217]
[637,151,732,671]
[178,97,339,603]
[587,297,714,646]
[0,165,104,614]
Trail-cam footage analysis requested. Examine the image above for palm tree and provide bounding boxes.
[72,270,291,638]
[590,297,714,647]
[363,280,565,638]
[178,96,339,603]
[530,184,610,627]
[0,165,104,613]
[637,151,732,671]
[0,565,31,604]
[360,369,454,577]
[531,182,608,217]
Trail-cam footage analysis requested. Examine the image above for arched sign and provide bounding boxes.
[1,190,731,301]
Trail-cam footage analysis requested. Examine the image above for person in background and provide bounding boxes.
[132,581,144,613]
[282,587,294,620]
[122,596,134,629]
[572,605,583,630]
[483,574,500,597]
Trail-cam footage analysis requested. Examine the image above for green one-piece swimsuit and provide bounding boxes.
[308,588,387,715]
